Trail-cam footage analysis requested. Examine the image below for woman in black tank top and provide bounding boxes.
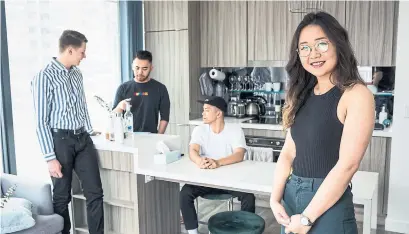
[270,12,375,234]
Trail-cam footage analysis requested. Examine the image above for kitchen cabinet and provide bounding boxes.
[247,0,346,64]
[247,1,302,64]
[200,1,247,67]
[144,2,202,125]
[71,150,138,233]
[346,1,397,66]
[145,30,189,124]
[144,1,188,32]
[301,1,346,27]
[248,0,397,66]
[359,137,391,216]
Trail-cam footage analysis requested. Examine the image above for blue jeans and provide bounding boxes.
[281,174,358,234]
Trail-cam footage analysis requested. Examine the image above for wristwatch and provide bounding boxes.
[300,213,314,226]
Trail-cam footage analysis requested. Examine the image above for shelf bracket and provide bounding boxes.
[145,175,155,183]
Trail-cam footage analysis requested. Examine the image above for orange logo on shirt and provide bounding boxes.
[135,92,149,96]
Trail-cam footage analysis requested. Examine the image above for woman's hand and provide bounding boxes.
[270,200,290,227]
[284,214,311,234]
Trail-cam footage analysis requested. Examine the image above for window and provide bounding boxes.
[5,0,121,182]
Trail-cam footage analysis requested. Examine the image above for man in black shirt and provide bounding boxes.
[113,51,170,133]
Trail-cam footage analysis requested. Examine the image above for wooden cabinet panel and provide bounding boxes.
[346,1,370,65]
[346,1,396,66]
[301,1,346,27]
[144,2,201,123]
[359,137,390,215]
[200,1,247,67]
[248,1,301,62]
[368,1,396,66]
[145,30,189,124]
[144,1,188,31]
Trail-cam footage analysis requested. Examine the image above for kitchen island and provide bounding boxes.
[69,133,379,234]
[70,133,182,234]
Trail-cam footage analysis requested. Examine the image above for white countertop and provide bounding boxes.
[189,117,392,138]
[91,132,181,154]
[90,134,378,199]
[91,135,139,153]
[372,125,393,138]
[135,156,275,195]
[134,155,378,200]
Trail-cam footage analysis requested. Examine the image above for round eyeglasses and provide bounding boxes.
[296,40,330,57]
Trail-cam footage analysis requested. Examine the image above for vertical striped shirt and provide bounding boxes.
[31,57,93,161]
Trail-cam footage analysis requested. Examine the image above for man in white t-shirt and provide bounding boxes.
[180,96,256,234]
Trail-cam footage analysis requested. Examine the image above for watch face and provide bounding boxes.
[301,217,309,226]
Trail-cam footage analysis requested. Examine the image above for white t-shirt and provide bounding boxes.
[189,123,247,160]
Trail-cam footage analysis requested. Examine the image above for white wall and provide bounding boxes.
[386,1,409,233]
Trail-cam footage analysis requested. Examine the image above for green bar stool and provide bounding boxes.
[196,194,235,225]
[208,211,265,234]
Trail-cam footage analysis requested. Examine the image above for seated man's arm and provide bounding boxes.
[215,147,245,167]
[189,143,210,169]
[189,143,202,165]
[209,125,247,168]
[189,126,211,169]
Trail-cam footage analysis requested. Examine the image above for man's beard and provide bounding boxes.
[135,72,150,82]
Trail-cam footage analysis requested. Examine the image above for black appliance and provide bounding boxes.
[245,135,285,162]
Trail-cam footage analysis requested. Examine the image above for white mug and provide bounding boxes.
[264,82,272,91]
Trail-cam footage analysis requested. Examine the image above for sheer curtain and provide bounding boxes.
[5,0,121,182]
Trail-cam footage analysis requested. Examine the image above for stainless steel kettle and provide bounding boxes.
[245,101,260,117]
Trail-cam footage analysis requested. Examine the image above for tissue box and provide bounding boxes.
[154,150,181,164]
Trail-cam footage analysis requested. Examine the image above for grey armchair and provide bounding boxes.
[1,173,64,234]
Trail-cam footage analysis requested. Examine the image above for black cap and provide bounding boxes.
[198,96,227,113]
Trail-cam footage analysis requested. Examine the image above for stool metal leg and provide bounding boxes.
[198,198,234,226]
[228,197,234,211]
[227,199,231,211]
[197,198,207,225]
[195,198,199,214]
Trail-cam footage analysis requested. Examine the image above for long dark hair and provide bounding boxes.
[282,12,365,129]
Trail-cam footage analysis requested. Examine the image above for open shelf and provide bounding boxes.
[72,194,134,209]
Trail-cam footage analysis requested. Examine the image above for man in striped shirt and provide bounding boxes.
[31,30,103,234]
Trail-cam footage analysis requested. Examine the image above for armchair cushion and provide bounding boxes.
[2,197,33,212]
[10,214,64,234]
[1,197,36,234]
[1,174,53,215]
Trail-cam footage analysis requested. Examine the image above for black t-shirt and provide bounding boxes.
[113,79,170,133]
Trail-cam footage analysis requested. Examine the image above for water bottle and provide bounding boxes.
[105,111,115,141]
[124,102,133,139]
[114,112,124,144]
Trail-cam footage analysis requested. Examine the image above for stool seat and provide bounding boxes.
[201,193,235,201]
[208,211,265,234]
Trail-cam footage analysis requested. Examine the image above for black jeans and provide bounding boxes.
[180,184,256,230]
[51,131,104,234]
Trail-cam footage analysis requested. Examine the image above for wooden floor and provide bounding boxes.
[180,198,403,234]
